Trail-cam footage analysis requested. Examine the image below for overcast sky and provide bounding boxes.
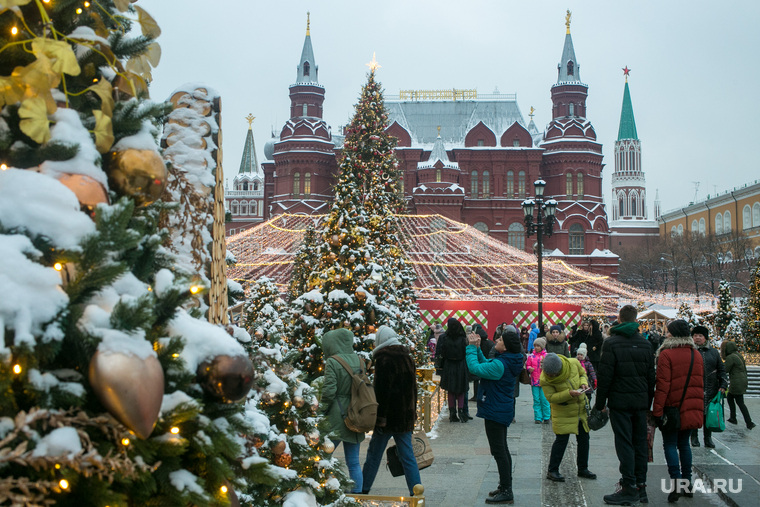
[144,0,759,217]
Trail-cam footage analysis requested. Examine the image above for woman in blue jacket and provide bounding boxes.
[466,325,524,505]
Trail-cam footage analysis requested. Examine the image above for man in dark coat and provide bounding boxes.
[437,318,470,422]
[690,325,728,448]
[569,321,590,356]
[362,326,420,495]
[595,305,656,505]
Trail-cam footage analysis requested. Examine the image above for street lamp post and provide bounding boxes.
[522,179,557,331]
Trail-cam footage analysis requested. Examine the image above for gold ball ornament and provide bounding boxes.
[56,173,109,217]
[107,149,168,206]
[273,452,292,467]
[252,436,264,448]
[197,355,255,403]
[293,395,305,408]
[271,440,287,455]
[88,350,164,439]
[322,440,335,453]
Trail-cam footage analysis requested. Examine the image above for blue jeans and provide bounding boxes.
[661,429,692,480]
[332,439,362,493]
[362,429,421,495]
[531,385,550,421]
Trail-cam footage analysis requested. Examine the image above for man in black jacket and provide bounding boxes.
[595,305,656,505]
[690,325,728,448]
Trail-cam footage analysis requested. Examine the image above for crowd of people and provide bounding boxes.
[317,306,756,505]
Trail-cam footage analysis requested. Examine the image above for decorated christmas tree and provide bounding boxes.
[243,276,287,342]
[286,59,425,381]
[0,3,350,506]
[742,260,760,352]
[677,301,700,327]
[714,280,737,339]
[288,224,320,302]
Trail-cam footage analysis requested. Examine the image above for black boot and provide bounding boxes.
[681,479,693,498]
[637,483,648,504]
[690,430,700,447]
[458,408,469,422]
[485,486,514,504]
[449,406,459,422]
[603,483,639,505]
[704,429,715,448]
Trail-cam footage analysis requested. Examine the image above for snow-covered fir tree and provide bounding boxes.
[286,63,425,381]
[244,276,287,343]
[677,302,700,327]
[741,260,760,352]
[288,225,320,302]
[714,280,737,339]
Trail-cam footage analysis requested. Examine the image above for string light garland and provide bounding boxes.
[227,213,709,313]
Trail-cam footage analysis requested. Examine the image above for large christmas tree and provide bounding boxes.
[286,60,425,381]
[714,280,737,339]
[0,3,350,506]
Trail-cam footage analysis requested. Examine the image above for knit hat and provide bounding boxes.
[691,325,709,339]
[550,325,562,333]
[374,325,402,353]
[533,337,547,350]
[667,319,691,338]
[543,353,563,375]
[576,343,588,359]
[501,325,522,353]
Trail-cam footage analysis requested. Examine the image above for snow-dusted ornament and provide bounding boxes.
[106,148,167,206]
[88,350,164,439]
[56,173,109,217]
[196,354,255,403]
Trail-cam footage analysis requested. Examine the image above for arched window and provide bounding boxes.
[567,60,574,76]
[507,222,525,251]
[231,200,239,215]
[755,246,760,258]
[677,224,683,235]
[724,211,732,233]
[671,226,677,236]
[471,171,478,197]
[436,168,441,182]
[754,202,760,227]
[518,171,526,197]
[254,181,259,191]
[473,222,489,234]
[251,201,258,216]
[691,220,698,232]
[725,251,733,262]
[744,205,752,229]
[293,172,300,195]
[240,201,248,215]
[566,173,573,197]
[242,182,248,191]
[699,218,705,235]
[304,173,311,195]
[569,224,585,255]
[303,61,310,77]
[482,171,490,198]
[618,197,625,218]
[715,213,723,235]
[631,197,637,217]
[302,104,308,116]
[569,102,575,116]
[576,173,584,196]
[506,171,514,196]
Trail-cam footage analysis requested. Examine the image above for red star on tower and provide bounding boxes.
[623,66,631,77]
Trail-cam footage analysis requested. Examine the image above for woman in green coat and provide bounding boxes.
[321,328,366,493]
[721,340,756,429]
[540,353,596,482]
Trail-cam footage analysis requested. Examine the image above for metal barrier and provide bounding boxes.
[416,368,442,432]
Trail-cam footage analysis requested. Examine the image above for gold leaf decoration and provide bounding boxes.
[19,97,51,144]
[92,110,114,153]
[134,6,161,39]
[31,38,81,77]
[89,79,114,116]
[145,42,161,67]
[0,75,24,107]
[112,0,131,12]
[125,54,151,81]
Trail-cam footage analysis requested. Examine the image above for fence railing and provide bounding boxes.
[416,367,442,432]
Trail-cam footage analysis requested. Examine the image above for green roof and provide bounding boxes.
[617,81,638,140]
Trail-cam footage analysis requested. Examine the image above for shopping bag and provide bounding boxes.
[705,392,725,432]
[386,431,434,477]
[519,369,531,385]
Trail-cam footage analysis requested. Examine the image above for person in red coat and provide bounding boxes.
[652,320,704,502]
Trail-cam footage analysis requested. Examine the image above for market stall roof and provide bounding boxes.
[637,308,678,321]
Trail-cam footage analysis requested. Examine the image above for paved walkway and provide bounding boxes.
[354,387,760,506]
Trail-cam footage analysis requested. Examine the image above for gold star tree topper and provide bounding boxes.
[366,53,381,72]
